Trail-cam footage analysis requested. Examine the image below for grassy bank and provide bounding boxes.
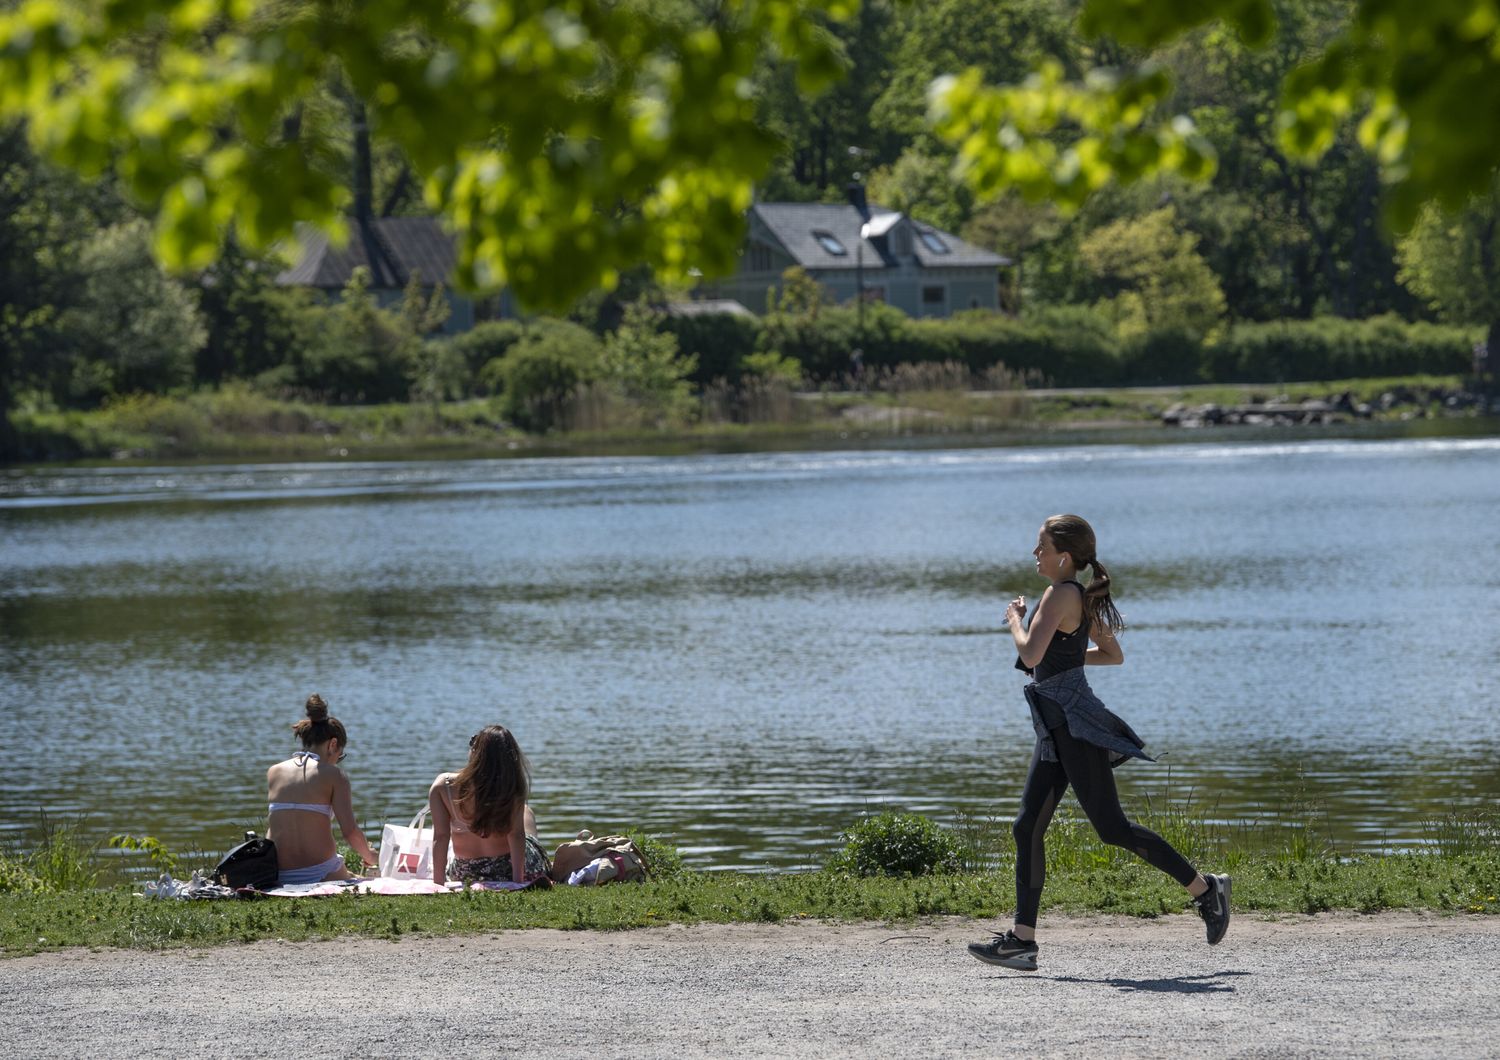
[9,373,1488,464]
[4,808,1496,956]
[3,853,1496,957]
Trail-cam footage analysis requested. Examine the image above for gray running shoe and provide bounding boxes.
[1195,872,1232,945]
[967,930,1039,971]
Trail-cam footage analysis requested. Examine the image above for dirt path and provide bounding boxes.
[2,912,1496,1057]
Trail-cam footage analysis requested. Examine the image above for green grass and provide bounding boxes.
[3,802,1497,956]
[12,373,1485,465]
[2,853,1495,956]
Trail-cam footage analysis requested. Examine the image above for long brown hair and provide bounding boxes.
[452,725,530,838]
[290,693,348,749]
[1043,513,1124,635]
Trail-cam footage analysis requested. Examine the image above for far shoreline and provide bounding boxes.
[9,402,1500,474]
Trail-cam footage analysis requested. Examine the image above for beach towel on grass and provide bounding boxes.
[260,877,539,898]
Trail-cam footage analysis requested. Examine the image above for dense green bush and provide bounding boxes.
[756,304,1120,385]
[56,220,207,401]
[291,270,418,403]
[760,303,937,379]
[664,310,760,384]
[828,811,965,878]
[1203,315,1475,383]
[1120,326,1203,384]
[491,322,604,431]
[628,833,688,880]
[919,308,1119,385]
[599,302,698,426]
[450,321,529,389]
[0,847,45,894]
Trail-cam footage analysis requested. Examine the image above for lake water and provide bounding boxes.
[3,435,1499,871]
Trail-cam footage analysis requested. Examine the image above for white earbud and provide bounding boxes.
[1058,558,1065,570]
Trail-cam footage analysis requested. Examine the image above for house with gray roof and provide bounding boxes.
[695,202,1009,318]
[276,216,517,332]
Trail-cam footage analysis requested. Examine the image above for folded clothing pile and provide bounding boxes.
[140,871,240,900]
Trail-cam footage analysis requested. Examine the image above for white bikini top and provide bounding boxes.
[268,751,335,816]
[268,801,334,816]
[442,775,474,835]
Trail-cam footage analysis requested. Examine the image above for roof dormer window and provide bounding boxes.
[812,230,847,256]
[919,231,950,254]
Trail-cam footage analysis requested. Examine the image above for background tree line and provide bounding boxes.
[2,0,1496,457]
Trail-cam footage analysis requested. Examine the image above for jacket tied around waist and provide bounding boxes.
[1025,666,1154,769]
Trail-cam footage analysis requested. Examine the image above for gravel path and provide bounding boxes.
[3,912,1496,1058]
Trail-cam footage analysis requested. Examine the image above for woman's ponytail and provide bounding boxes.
[1082,557,1124,635]
[1043,513,1124,635]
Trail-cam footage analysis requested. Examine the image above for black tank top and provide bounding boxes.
[1016,581,1089,682]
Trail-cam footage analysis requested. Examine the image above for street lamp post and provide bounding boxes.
[855,220,874,336]
[846,174,871,340]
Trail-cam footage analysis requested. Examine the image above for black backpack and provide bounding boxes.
[213,831,279,890]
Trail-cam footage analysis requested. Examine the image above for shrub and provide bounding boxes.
[740,350,804,387]
[293,270,419,403]
[102,392,213,447]
[628,833,688,880]
[763,304,1120,386]
[491,322,604,431]
[56,219,207,404]
[921,308,1119,385]
[1204,315,1475,383]
[599,301,698,427]
[828,811,965,878]
[451,321,529,388]
[1119,326,1205,384]
[664,310,760,385]
[0,846,45,894]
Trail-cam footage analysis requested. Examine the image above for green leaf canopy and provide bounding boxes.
[0,0,854,309]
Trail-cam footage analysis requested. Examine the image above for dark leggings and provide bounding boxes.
[1013,723,1198,928]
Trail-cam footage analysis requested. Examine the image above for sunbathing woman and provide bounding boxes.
[968,515,1230,970]
[429,725,551,886]
[265,693,377,885]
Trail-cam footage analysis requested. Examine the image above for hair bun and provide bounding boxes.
[304,693,329,721]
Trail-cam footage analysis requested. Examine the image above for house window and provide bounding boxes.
[748,242,772,271]
[922,285,946,306]
[812,230,847,256]
[919,231,950,254]
[893,226,912,256]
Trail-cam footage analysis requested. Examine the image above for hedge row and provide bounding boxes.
[654,308,1475,387]
[301,308,1476,406]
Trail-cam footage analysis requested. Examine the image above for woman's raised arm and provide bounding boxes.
[428,775,452,885]
[330,769,377,869]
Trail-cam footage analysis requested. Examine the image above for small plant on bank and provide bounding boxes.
[24,815,99,892]
[1421,808,1500,857]
[628,833,688,881]
[828,812,966,878]
[0,844,45,894]
[108,834,181,878]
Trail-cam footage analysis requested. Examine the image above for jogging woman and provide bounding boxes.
[968,514,1230,970]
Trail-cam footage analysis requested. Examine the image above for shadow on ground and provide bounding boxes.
[992,970,1250,994]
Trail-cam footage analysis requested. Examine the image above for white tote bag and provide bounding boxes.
[378,807,453,880]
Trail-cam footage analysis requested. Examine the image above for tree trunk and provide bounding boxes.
[350,99,374,221]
